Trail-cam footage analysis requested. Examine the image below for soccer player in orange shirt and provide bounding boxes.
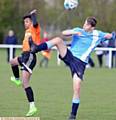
[9,9,40,116]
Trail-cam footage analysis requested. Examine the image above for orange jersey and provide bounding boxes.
[22,25,41,52]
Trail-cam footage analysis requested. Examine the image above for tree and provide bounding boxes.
[0,0,115,43]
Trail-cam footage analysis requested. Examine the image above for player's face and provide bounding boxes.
[24,18,32,29]
[83,20,94,32]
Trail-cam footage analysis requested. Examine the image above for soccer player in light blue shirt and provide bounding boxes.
[29,16,116,120]
[70,27,108,63]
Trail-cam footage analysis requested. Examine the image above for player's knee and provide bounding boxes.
[55,37,63,43]
[22,81,29,89]
[9,59,17,66]
[9,59,14,65]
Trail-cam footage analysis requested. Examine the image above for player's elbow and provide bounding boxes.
[33,23,38,28]
[53,37,63,45]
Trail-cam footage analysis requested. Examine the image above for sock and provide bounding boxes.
[71,98,80,116]
[11,65,19,79]
[46,41,53,49]
[25,87,34,103]
[30,102,35,109]
[36,41,53,52]
[36,42,48,52]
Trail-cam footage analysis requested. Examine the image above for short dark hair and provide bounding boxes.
[86,17,97,27]
[23,14,31,20]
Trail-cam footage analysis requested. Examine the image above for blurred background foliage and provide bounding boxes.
[0,0,116,43]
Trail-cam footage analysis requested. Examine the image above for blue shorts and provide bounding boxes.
[59,49,86,80]
[18,51,36,73]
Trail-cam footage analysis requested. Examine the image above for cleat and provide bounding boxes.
[68,114,76,120]
[10,76,22,86]
[26,107,37,117]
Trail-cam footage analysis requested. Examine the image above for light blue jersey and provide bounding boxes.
[70,27,108,63]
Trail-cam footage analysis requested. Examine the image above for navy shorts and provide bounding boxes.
[18,51,36,73]
[59,49,86,80]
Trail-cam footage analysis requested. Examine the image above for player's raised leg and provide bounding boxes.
[30,36,67,58]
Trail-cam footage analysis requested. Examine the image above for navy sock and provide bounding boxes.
[71,103,80,116]
[11,65,19,79]
[36,42,48,52]
[25,87,34,102]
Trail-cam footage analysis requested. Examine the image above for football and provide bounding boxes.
[64,0,79,10]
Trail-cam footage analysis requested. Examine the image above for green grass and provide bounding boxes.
[0,49,116,120]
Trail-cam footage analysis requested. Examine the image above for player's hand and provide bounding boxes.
[112,31,116,40]
[30,9,37,15]
[104,33,112,39]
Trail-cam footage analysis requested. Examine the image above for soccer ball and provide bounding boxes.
[64,0,79,10]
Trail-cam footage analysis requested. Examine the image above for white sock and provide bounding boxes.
[30,102,35,109]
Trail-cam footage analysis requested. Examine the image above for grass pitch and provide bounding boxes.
[0,49,116,120]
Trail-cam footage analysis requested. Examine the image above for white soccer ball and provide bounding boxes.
[64,0,79,10]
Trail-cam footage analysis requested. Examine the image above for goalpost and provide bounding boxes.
[0,44,116,68]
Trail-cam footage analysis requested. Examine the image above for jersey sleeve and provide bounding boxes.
[98,31,109,42]
[72,27,81,32]
[71,27,82,39]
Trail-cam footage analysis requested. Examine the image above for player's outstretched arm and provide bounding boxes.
[62,29,80,36]
[29,9,38,27]
[104,31,116,40]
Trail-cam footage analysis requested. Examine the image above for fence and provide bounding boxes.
[0,44,116,68]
